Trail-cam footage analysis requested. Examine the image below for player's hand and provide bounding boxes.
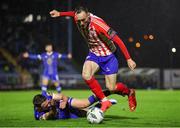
[59,101,67,109]
[67,53,72,59]
[50,10,60,17]
[49,99,56,107]
[127,58,136,71]
[23,52,29,58]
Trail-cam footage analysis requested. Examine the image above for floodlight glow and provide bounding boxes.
[172,48,176,53]
[37,15,41,21]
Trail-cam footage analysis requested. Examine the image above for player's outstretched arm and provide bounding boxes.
[58,53,72,59]
[23,52,42,60]
[50,10,75,18]
[112,35,136,70]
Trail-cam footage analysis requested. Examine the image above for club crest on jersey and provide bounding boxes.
[47,58,52,65]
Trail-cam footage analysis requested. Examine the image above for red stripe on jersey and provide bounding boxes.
[90,24,112,56]
[92,18,110,32]
[94,25,109,56]
[90,31,102,56]
[77,13,113,56]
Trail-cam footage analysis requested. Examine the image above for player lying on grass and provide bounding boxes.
[33,92,117,120]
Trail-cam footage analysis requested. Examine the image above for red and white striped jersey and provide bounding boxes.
[82,14,114,56]
[59,11,131,59]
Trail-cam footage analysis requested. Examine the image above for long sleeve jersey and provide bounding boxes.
[59,11,131,59]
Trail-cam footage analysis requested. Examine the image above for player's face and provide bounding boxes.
[45,45,53,53]
[75,11,90,28]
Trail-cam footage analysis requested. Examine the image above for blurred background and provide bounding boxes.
[0,0,180,90]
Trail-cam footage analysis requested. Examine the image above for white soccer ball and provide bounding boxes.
[86,107,104,124]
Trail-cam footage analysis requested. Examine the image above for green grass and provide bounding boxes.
[0,90,180,127]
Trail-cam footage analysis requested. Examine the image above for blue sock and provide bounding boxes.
[41,85,47,95]
[56,85,61,93]
[88,95,98,105]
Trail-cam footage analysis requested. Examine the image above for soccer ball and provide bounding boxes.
[86,107,104,124]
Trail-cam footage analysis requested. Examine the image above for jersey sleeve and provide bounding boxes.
[29,54,42,60]
[34,107,45,120]
[58,53,68,59]
[93,19,131,60]
[59,11,75,17]
[112,35,131,60]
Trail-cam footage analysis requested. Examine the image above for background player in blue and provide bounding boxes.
[33,92,117,120]
[23,43,72,94]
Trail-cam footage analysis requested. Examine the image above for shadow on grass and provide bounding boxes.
[104,115,139,121]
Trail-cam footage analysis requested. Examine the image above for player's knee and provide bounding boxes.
[42,82,48,86]
[42,79,48,85]
[82,72,92,80]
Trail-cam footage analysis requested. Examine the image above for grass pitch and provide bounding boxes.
[0,89,180,127]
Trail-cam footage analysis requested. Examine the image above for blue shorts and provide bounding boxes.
[42,74,59,82]
[85,52,119,75]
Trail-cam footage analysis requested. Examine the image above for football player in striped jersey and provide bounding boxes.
[50,6,137,112]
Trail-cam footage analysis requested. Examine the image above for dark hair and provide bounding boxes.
[33,94,46,107]
[75,6,88,14]
[45,43,53,47]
